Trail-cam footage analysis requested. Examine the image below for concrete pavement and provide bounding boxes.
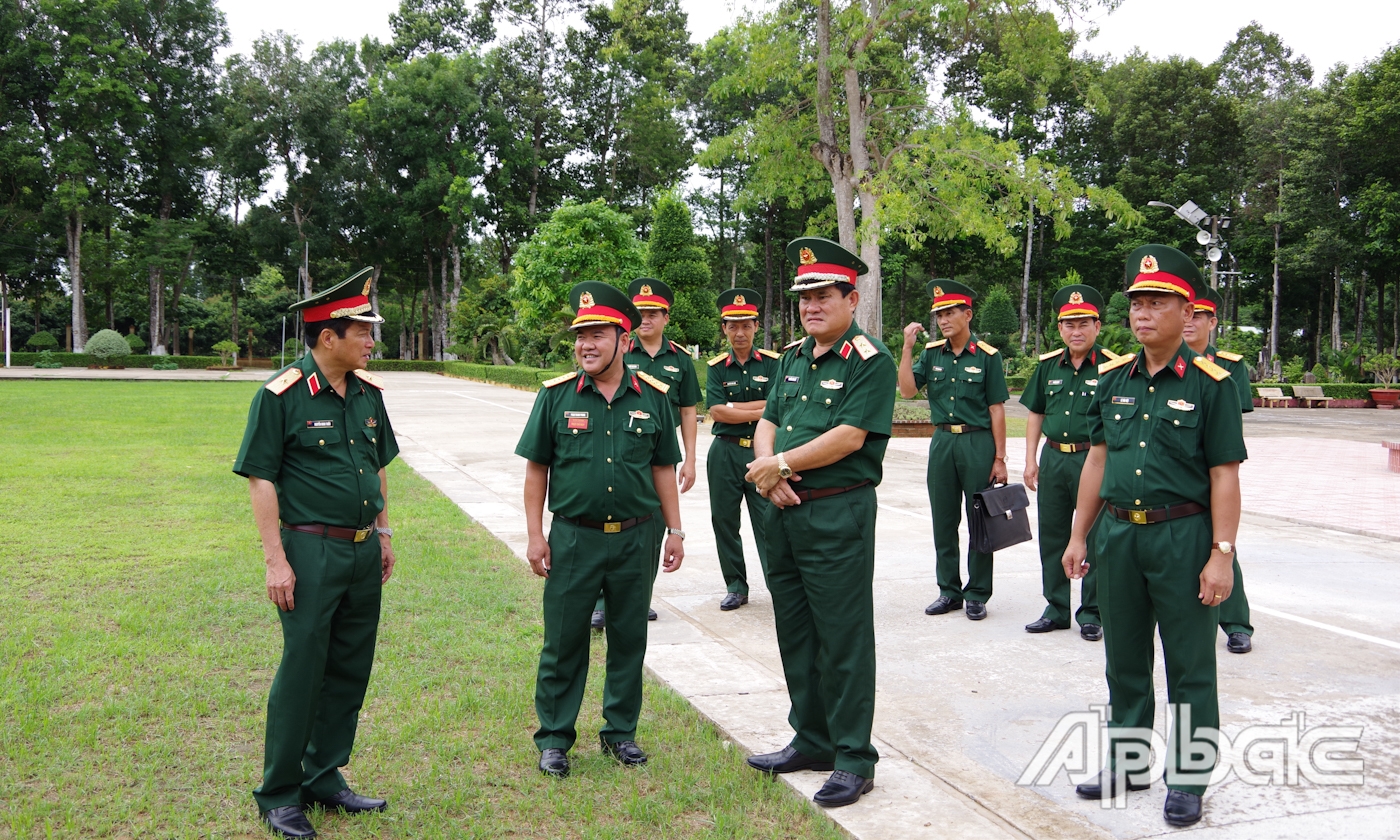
[379,371,1400,840]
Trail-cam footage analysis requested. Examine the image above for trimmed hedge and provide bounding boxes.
[6,351,223,369]
[1251,383,1384,400]
[367,359,447,373]
[1006,375,1028,391]
[443,362,563,391]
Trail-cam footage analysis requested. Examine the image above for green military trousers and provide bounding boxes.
[928,428,996,602]
[537,514,662,751]
[706,437,770,595]
[1097,511,1219,795]
[254,529,383,812]
[763,485,879,779]
[1218,557,1253,636]
[1035,446,1100,628]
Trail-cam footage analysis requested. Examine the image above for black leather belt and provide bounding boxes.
[282,522,376,542]
[1048,441,1091,453]
[554,513,653,534]
[717,435,753,448]
[935,424,986,434]
[1105,501,1206,525]
[793,480,872,503]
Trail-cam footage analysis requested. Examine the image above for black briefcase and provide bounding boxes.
[970,482,1032,554]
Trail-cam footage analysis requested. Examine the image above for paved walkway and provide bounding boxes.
[380,372,1400,840]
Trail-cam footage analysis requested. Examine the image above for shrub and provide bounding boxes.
[366,359,447,372]
[85,329,132,361]
[1309,362,1330,383]
[1281,358,1305,383]
[445,342,473,361]
[276,338,305,367]
[152,359,180,370]
[26,331,58,350]
[124,333,146,352]
[212,340,240,367]
[1363,352,1399,385]
[34,350,62,369]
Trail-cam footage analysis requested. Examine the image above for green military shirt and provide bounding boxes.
[1020,345,1114,444]
[1205,345,1254,414]
[233,355,399,528]
[516,370,681,521]
[705,348,782,439]
[913,334,1010,426]
[626,339,701,426]
[762,323,898,490]
[1088,343,1247,509]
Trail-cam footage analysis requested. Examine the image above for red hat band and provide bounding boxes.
[931,293,973,311]
[303,294,372,322]
[795,262,858,283]
[721,303,759,318]
[1193,299,1217,314]
[1058,303,1100,319]
[1127,271,1193,298]
[632,294,670,309]
[573,304,632,332]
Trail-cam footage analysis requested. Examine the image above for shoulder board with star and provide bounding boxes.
[1100,348,1123,361]
[542,371,579,388]
[757,348,782,359]
[1098,353,1135,376]
[263,367,303,395]
[1215,349,1244,363]
[668,339,688,355]
[783,337,805,351]
[353,369,385,390]
[977,340,998,355]
[637,371,670,393]
[926,339,947,349]
[1039,348,1064,361]
[708,352,729,367]
[851,334,879,360]
[1193,356,1231,382]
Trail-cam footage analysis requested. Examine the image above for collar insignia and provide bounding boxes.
[1174,356,1188,378]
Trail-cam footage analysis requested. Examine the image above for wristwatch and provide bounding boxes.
[777,453,793,480]
[666,527,686,540]
[378,527,394,538]
[1212,541,1233,555]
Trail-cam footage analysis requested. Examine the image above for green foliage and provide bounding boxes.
[10,353,224,369]
[1310,362,1331,383]
[84,329,131,361]
[649,193,716,347]
[1214,329,1262,362]
[1282,357,1306,382]
[152,359,179,370]
[509,201,647,334]
[1363,352,1400,384]
[975,287,1018,347]
[367,360,447,372]
[1096,325,1137,356]
[34,350,62,369]
[124,333,146,352]
[1104,293,1130,326]
[211,340,240,367]
[25,331,58,350]
[442,362,561,390]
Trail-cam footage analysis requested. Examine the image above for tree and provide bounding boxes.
[648,193,716,346]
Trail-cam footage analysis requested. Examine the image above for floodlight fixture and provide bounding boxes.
[1176,200,1209,227]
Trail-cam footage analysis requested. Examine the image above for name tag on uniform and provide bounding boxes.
[965,366,982,374]
[1048,379,1063,386]
[724,380,738,386]
[627,364,640,370]
[1085,379,1098,386]
[1167,399,1196,411]
[752,376,769,383]
[1112,396,1135,405]
[820,379,844,389]
[785,375,800,382]
[664,365,680,373]
[307,420,334,429]
[565,411,589,430]
[932,365,944,372]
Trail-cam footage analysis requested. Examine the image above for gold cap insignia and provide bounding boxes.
[639,284,653,296]
[1069,291,1083,304]
[799,247,817,265]
[733,294,746,306]
[1140,255,1159,274]
[362,276,373,296]
[932,286,944,298]
[579,291,595,308]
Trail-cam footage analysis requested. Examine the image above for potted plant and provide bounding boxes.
[1364,353,1400,408]
[84,329,131,368]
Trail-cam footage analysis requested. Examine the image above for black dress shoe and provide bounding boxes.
[965,600,987,621]
[924,596,963,615]
[1227,632,1252,653]
[1025,617,1067,633]
[720,592,748,611]
[812,770,874,808]
[312,788,386,813]
[262,805,316,839]
[745,745,835,775]
[591,610,605,630]
[1074,770,1151,799]
[648,608,658,621]
[601,736,647,766]
[1163,790,1203,826]
[1080,623,1103,641]
[539,747,570,778]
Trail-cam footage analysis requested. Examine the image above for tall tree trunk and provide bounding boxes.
[1269,221,1281,365]
[811,0,857,254]
[66,208,86,351]
[370,265,382,353]
[231,278,239,342]
[844,62,880,337]
[168,243,194,356]
[1034,271,1044,355]
[1330,264,1342,352]
[105,290,114,331]
[148,196,173,355]
[1376,275,1385,353]
[1356,269,1367,345]
[763,204,775,349]
[1019,200,1034,352]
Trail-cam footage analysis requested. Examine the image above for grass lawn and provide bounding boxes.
[0,381,842,839]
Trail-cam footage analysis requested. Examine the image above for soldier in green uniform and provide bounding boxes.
[742,238,897,809]
[1183,287,1254,654]
[1063,245,1245,828]
[516,281,686,780]
[704,288,782,610]
[591,278,701,629]
[898,280,1010,621]
[233,268,397,839]
[1020,284,1117,641]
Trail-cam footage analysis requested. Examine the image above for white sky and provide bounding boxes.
[219,0,1400,75]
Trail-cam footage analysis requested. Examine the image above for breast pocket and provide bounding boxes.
[814,387,847,427]
[625,417,658,459]
[1102,410,1136,450]
[555,419,595,464]
[1155,407,1200,457]
[297,427,342,450]
[359,426,383,466]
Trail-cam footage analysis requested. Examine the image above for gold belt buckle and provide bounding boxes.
[1128,509,1148,525]
[354,526,373,542]
[1059,443,1075,453]
[950,424,965,434]
[739,438,752,448]
[603,522,622,533]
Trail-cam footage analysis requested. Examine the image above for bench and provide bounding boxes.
[1256,386,1289,408]
[1385,441,1400,474]
[1292,385,1333,408]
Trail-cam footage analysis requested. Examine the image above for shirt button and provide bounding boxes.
[572,429,578,435]
[1174,419,1181,426]
[1114,414,1121,420]
[319,439,325,446]
[350,439,355,444]
[786,425,793,431]
[607,457,613,463]
[607,515,613,521]
[825,398,831,404]
[811,364,817,370]
[1063,432,1068,437]
[1065,410,1070,415]
[801,395,807,401]
[1135,469,1142,475]
[607,405,612,410]
[371,437,376,443]
[606,430,611,436]
[608,487,613,492]
[1135,499,1141,505]
[1139,441,1146,448]
[1149,386,1155,393]
[1143,414,1149,420]
[363,500,368,506]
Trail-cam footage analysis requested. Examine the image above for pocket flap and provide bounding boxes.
[298,428,342,447]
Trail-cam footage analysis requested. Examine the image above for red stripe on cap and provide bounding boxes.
[932,293,973,310]
[796,262,858,281]
[632,294,670,308]
[302,294,370,322]
[721,304,759,317]
[1193,299,1217,314]
[1127,272,1193,298]
[1058,304,1100,319]
[573,304,633,332]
